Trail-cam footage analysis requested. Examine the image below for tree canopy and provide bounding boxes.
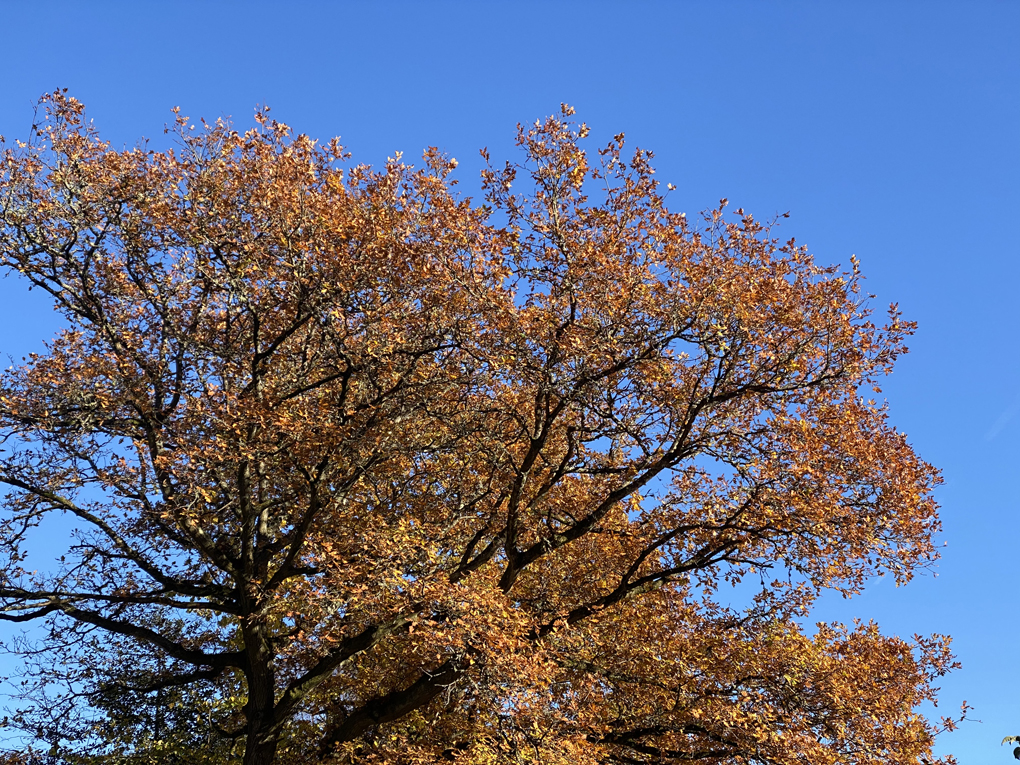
[0,93,958,765]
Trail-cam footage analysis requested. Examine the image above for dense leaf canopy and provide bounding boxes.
[0,94,956,765]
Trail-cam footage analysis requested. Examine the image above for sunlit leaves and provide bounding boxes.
[0,94,954,765]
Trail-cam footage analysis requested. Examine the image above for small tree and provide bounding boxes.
[5,612,243,763]
[0,93,957,765]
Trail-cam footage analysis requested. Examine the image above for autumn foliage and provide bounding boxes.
[0,93,957,765]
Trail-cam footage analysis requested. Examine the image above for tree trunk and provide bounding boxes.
[244,733,280,765]
[243,621,280,765]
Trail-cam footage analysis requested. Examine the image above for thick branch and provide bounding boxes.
[318,659,461,755]
[274,612,417,720]
[0,593,244,670]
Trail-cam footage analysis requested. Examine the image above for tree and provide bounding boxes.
[4,611,243,763]
[0,92,958,765]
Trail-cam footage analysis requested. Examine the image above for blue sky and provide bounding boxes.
[0,1,1016,761]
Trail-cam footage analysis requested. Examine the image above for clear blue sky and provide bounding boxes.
[0,2,1016,761]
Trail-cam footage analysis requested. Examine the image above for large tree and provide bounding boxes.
[0,93,958,765]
